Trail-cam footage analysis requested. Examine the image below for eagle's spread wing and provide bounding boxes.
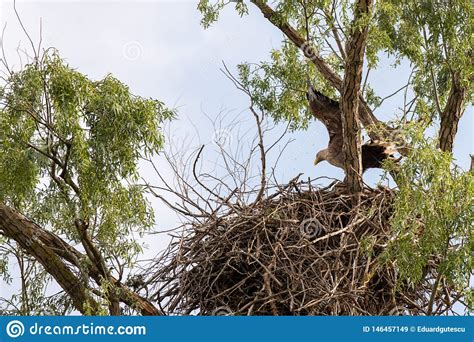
[307,86,344,166]
[307,86,341,140]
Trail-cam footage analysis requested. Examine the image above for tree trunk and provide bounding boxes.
[438,73,467,153]
[340,0,373,194]
[0,203,162,315]
[0,204,100,314]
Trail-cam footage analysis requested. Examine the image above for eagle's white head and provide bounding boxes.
[314,149,329,166]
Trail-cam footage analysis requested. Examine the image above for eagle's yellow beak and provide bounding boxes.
[314,150,327,166]
[314,155,321,166]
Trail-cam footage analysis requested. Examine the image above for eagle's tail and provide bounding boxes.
[362,140,399,171]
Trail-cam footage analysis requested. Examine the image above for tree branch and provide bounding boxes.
[0,203,162,315]
[250,0,384,140]
[323,7,347,60]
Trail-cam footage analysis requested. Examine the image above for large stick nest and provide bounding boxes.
[148,181,441,315]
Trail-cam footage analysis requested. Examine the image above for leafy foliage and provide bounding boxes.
[382,126,473,312]
[237,42,340,130]
[198,0,248,28]
[0,49,173,312]
[199,0,472,124]
[0,256,73,316]
[373,0,473,115]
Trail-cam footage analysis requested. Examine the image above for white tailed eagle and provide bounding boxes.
[307,86,396,172]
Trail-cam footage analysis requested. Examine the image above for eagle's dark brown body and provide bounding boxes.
[307,86,396,172]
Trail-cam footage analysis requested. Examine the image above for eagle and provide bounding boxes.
[307,86,397,172]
